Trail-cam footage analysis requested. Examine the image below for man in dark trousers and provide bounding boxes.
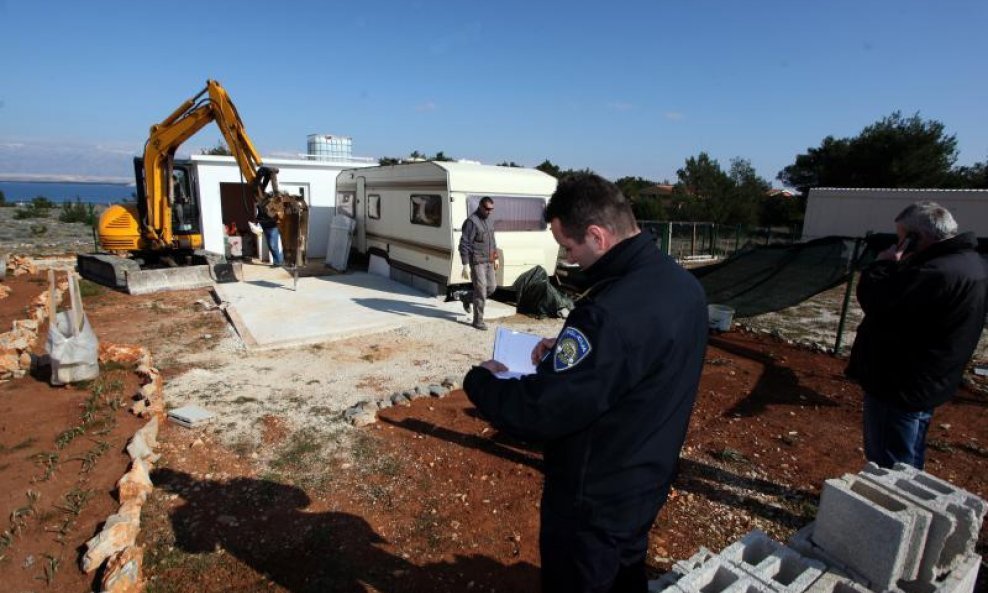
[847,201,988,470]
[463,173,708,593]
[458,196,499,330]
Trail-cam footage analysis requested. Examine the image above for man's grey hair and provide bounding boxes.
[894,201,958,241]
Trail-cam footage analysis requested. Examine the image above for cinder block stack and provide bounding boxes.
[650,464,984,593]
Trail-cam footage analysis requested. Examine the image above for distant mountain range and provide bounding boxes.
[0,139,196,183]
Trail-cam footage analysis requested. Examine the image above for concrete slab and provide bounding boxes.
[213,264,515,350]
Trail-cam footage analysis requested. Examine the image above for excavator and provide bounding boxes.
[77,80,308,294]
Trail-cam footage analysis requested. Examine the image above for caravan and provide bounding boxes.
[335,161,559,296]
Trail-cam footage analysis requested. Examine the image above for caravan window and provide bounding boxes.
[337,191,355,218]
[368,194,381,219]
[410,194,442,227]
[467,195,547,231]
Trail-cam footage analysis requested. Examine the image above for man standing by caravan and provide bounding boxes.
[459,196,499,330]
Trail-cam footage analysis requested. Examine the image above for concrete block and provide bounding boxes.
[930,553,980,593]
[786,522,867,583]
[803,571,870,593]
[674,547,716,576]
[859,464,958,581]
[863,463,986,577]
[812,475,932,591]
[718,530,826,593]
[674,556,774,593]
[648,571,685,593]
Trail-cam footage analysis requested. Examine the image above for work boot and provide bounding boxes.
[472,321,488,331]
[460,292,471,314]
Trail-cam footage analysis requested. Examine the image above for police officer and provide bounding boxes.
[463,173,708,593]
[458,196,499,330]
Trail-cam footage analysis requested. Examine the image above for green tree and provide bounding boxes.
[378,157,400,165]
[614,176,654,201]
[675,152,732,222]
[201,141,233,156]
[497,161,522,167]
[535,160,562,178]
[949,159,988,188]
[724,158,768,227]
[432,151,455,162]
[778,111,960,194]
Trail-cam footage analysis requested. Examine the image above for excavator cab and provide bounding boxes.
[132,158,202,244]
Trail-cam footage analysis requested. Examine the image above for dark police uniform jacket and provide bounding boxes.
[846,232,988,412]
[464,232,708,533]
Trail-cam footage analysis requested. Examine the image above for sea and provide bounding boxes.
[0,181,136,204]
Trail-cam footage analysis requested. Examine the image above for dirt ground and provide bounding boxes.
[0,273,146,592]
[0,268,986,593]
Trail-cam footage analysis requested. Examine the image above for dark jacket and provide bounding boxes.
[463,233,708,532]
[846,232,988,411]
[256,203,278,230]
[459,212,497,265]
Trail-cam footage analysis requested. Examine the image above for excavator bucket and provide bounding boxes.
[263,191,309,268]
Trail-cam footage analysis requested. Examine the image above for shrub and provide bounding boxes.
[31,196,55,209]
[30,224,48,236]
[59,198,97,225]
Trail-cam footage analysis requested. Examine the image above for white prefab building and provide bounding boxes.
[802,188,988,240]
[335,161,559,296]
[190,154,375,258]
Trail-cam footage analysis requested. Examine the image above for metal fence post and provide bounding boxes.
[660,223,671,255]
[834,237,863,356]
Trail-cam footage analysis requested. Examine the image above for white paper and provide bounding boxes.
[492,327,543,379]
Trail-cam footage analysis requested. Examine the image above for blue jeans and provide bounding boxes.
[262,225,283,265]
[863,393,933,470]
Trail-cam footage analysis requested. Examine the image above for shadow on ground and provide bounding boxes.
[151,468,539,593]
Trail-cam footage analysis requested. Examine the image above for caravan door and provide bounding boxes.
[355,176,367,253]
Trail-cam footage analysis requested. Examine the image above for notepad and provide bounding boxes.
[492,327,543,379]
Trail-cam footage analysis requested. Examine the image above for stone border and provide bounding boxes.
[343,375,462,427]
[0,258,66,381]
[79,344,164,592]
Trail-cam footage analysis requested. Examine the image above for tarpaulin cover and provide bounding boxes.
[692,236,862,318]
[513,265,574,319]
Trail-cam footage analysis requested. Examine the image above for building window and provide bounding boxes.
[337,191,355,218]
[368,194,381,219]
[467,195,546,231]
[410,194,442,227]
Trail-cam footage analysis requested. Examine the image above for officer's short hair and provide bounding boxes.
[545,172,637,242]
[895,201,957,241]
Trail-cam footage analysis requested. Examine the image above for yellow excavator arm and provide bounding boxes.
[143,80,267,248]
[84,80,309,292]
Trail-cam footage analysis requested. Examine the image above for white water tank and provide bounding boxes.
[307,134,352,161]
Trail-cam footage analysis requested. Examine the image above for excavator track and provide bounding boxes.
[77,252,240,295]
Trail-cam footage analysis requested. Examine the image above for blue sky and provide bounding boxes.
[1,0,986,184]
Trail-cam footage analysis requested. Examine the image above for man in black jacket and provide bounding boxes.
[847,201,988,470]
[463,173,708,593]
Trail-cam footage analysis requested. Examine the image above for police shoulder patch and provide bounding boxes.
[553,326,592,372]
